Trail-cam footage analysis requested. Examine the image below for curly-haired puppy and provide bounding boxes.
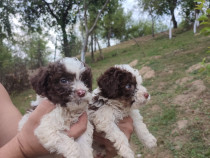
[89,64,157,158]
[19,57,94,158]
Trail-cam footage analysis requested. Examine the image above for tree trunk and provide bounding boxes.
[96,37,103,60]
[107,28,111,47]
[94,34,97,52]
[151,16,155,38]
[54,37,57,62]
[171,9,177,29]
[37,40,42,67]
[81,0,110,62]
[169,20,172,39]
[61,25,70,57]
[90,34,95,62]
[81,32,89,63]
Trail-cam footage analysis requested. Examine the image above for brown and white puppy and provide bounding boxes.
[19,57,93,158]
[89,64,157,158]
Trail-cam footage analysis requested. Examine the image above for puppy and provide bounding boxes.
[19,57,94,158]
[89,64,157,158]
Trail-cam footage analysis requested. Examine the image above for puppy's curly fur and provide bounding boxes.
[90,65,157,158]
[19,57,94,158]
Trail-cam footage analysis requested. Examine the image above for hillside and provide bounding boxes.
[12,29,210,158]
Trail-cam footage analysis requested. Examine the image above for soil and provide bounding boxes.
[173,80,206,106]
[139,66,155,79]
[129,59,138,67]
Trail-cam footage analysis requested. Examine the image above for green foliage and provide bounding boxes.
[180,0,196,28]
[0,43,30,93]
[97,1,129,45]
[0,42,12,69]
[0,0,15,41]
[124,20,167,40]
[16,0,80,57]
[68,34,82,56]
[18,33,50,69]
[195,0,210,73]
[196,0,210,36]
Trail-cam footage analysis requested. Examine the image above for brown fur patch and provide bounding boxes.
[97,67,137,102]
[80,63,92,91]
[31,61,92,106]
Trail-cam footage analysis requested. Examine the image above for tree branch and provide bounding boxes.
[63,1,73,19]
[89,0,110,34]
[83,0,89,33]
[43,0,59,22]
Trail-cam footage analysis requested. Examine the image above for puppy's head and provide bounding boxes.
[97,64,149,108]
[31,57,92,106]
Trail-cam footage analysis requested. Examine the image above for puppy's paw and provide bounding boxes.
[144,134,157,148]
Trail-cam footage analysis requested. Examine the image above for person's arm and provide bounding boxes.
[0,99,88,158]
[0,99,54,158]
[0,83,22,147]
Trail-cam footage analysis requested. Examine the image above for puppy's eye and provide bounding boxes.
[125,84,135,91]
[125,84,131,89]
[60,78,69,84]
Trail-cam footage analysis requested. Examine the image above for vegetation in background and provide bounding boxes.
[18,33,50,69]
[180,0,196,29]
[16,0,79,57]
[196,0,210,74]
[196,0,210,36]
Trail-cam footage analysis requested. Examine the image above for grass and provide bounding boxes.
[11,29,210,158]
[11,89,36,114]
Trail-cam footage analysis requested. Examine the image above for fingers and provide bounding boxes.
[67,112,88,139]
[28,100,55,125]
[17,99,56,157]
[118,116,134,139]
[93,131,117,158]
[32,100,55,118]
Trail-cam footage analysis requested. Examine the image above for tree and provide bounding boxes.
[139,0,159,37]
[80,0,110,62]
[17,0,79,57]
[159,0,180,29]
[124,20,167,40]
[180,0,196,28]
[196,0,210,36]
[18,33,50,69]
[100,2,130,46]
[0,0,15,42]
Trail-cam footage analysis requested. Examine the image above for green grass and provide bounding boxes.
[11,29,210,158]
[11,89,36,114]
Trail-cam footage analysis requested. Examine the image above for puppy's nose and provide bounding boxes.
[76,89,86,97]
[144,93,149,99]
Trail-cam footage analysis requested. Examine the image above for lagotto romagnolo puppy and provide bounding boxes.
[19,57,94,158]
[89,64,157,158]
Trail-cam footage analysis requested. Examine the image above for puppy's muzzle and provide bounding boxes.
[75,89,86,97]
[144,93,149,99]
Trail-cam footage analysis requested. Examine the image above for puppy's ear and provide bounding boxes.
[97,67,120,98]
[81,63,92,91]
[30,67,49,97]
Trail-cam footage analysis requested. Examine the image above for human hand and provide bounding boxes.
[0,99,88,158]
[93,116,134,158]
[67,112,88,139]
[17,99,55,157]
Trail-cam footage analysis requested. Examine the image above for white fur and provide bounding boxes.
[61,57,86,79]
[90,65,157,158]
[19,57,94,158]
